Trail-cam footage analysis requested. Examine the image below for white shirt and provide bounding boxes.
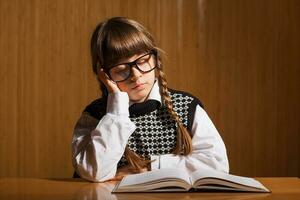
[72,81,229,182]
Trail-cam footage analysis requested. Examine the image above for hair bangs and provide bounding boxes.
[102,22,154,68]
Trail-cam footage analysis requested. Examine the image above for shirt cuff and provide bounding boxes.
[107,91,130,116]
[150,155,160,170]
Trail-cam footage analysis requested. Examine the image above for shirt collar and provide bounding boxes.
[129,79,162,106]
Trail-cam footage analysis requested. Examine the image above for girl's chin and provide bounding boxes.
[129,91,150,103]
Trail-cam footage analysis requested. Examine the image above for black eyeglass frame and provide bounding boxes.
[103,50,158,82]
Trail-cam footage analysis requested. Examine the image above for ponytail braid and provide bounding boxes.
[124,146,150,170]
[156,64,193,155]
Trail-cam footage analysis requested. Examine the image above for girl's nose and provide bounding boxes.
[130,66,142,81]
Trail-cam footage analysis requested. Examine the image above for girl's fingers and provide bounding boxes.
[105,176,123,182]
[98,68,110,83]
[139,168,148,173]
[97,68,120,93]
[104,166,149,182]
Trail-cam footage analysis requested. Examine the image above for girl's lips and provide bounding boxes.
[132,83,145,89]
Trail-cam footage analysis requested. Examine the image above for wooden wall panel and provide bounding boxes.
[0,0,299,178]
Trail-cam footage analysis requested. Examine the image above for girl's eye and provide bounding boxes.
[114,65,127,71]
[137,59,147,64]
[137,55,150,64]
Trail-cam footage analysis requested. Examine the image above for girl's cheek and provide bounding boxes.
[118,82,131,93]
[116,83,124,91]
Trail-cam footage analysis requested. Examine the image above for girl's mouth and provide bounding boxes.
[132,83,145,90]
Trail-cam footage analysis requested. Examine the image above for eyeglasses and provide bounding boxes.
[104,50,157,82]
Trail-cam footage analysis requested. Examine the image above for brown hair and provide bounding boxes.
[90,17,192,170]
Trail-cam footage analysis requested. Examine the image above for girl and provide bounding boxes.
[72,17,229,182]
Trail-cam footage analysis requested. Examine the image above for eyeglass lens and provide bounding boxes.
[109,53,156,82]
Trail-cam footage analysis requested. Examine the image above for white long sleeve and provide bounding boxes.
[71,92,136,182]
[150,105,229,174]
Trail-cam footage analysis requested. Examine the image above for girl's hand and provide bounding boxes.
[105,165,148,181]
[98,68,120,94]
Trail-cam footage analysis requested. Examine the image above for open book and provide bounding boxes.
[112,168,270,193]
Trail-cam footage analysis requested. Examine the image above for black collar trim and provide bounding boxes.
[129,100,161,117]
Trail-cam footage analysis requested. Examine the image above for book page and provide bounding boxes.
[190,169,269,191]
[119,168,191,187]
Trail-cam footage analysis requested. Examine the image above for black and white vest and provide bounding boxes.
[84,88,203,167]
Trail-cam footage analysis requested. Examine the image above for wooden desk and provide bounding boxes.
[0,177,299,200]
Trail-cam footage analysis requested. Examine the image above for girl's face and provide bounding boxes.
[114,52,156,103]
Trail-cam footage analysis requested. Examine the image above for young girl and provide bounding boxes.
[72,17,229,182]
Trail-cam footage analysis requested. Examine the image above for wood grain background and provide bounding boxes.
[0,0,299,178]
